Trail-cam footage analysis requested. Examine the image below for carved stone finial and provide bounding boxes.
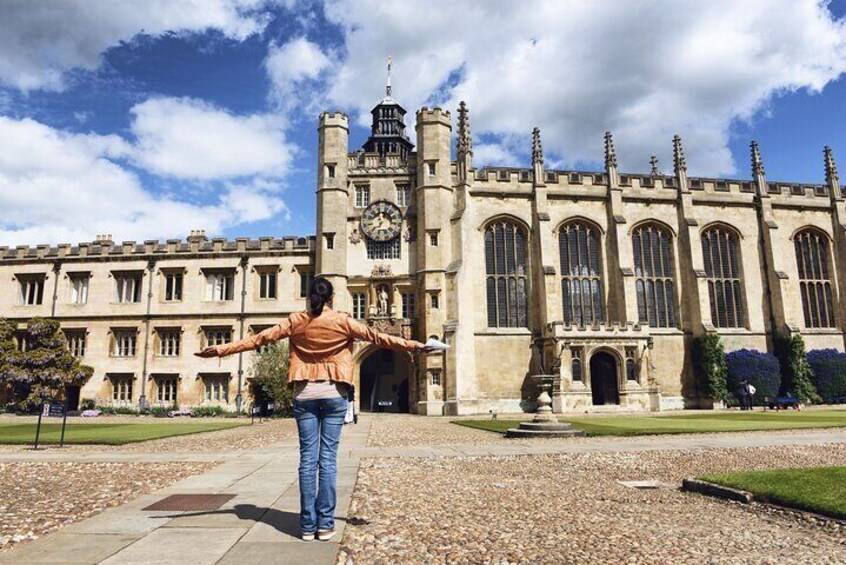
[457,101,472,155]
[532,127,543,165]
[750,140,765,177]
[672,135,686,174]
[604,131,617,169]
[824,145,839,187]
[650,155,659,176]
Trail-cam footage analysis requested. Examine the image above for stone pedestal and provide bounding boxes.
[506,374,585,438]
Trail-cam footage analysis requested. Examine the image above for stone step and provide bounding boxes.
[505,427,586,438]
[505,421,587,438]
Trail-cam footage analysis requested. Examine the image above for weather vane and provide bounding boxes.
[386,55,392,96]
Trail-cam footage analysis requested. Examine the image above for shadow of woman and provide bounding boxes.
[160,504,351,538]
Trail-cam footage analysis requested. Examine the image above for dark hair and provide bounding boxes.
[308,276,334,316]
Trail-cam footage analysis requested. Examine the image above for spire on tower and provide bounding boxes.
[650,155,659,176]
[386,55,392,97]
[750,140,765,178]
[672,135,687,174]
[532,127,544,165]
[457,101,472,156]
[604,131,617,169]
[825,145,839,187]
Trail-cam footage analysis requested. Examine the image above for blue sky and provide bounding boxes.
[0,0,845,245]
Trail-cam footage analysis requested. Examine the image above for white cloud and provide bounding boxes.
[0,115,286,246]
[0,0,271,91]
[324,0,846,176]
[130,97,294,180]
[473,143,520,168]
[264,37,333,108]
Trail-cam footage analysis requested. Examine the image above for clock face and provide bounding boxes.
[361,200,403,242]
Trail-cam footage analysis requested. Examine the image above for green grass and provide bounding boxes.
[455,410,846,437]
[700,467,846,520]
[0,421,246,445]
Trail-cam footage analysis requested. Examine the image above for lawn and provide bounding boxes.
[455,410,846,437]
[700,466,846,520]
[0,421,246,445]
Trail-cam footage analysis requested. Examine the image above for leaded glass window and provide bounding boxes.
[701,226,745,328]
[559,221,604,325]
[632,224,677,328]
[484,220,529,328]
[794,229,835,328]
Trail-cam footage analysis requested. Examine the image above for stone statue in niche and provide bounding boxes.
[378,286,389,316]
[349,227,361,244]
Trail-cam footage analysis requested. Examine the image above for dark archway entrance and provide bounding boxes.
[359,349,411,413]
[65,385,81,411]
[590,351,620,405]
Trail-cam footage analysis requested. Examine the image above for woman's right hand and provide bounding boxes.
[194,346,220,358]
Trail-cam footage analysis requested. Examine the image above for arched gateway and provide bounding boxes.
[589,351,620,406]
[357,347,413,413]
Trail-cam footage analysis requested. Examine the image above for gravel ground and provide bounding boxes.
[366,413,846,448]
[0,460,214,552]
[0,418,297,453]
[341,444,846,564]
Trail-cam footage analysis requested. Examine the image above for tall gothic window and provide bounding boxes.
[559,221,604,325]
[632,223,677,328]
[701,225,745,328]
[794,228,835,328]
[484,219,529,327]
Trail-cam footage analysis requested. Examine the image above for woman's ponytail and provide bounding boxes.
[308,276,334,316]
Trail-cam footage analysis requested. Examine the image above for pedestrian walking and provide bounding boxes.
[196,277,430,541]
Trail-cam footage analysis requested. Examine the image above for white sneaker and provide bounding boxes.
[301,531,315,541]
[317,529,336,541]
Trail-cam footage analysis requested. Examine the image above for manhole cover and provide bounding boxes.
[142,494,235,512]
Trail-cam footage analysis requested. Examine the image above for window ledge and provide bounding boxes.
[475,328,532,337]
[801,328,842,335]
[645,328,684,336]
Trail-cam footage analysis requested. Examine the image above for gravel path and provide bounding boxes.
[0,418,297,454]
[0,460,214,552]
[341,444,846,564]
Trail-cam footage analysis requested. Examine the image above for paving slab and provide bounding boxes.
[0,533,139,565]
[99,527,247,565]
[216,541,339,565]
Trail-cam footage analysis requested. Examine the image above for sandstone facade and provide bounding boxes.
[2,85,845,415]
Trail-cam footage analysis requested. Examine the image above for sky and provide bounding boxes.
[0,0,845,246]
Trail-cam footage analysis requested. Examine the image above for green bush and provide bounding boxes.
[191,405,227,418]
[80,398,97,411]
[150,405,170,417]
[692,333,729,403]
[774,333,821,403]
[95,405,138,415]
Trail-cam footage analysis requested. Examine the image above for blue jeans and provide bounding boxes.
[294,396,347,533]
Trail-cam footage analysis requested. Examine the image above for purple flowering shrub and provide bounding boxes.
[725,349,781,405]
[806,349,846,402]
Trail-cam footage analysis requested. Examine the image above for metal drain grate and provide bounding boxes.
[142,494,236,512]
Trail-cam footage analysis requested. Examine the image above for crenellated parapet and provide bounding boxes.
[0,233,316,264]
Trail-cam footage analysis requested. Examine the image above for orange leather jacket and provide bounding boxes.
[214,307,424,385]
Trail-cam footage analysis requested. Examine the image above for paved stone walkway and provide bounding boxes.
[1,419,845,564]
[0,421,369,565]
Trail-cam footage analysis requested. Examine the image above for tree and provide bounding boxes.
[0,317,94,411]
[774,333,821,404]
[692,333,729,404]
[249,340,294,417]
[725,349,781,405]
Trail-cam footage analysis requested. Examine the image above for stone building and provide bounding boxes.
[2,78,846,415]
